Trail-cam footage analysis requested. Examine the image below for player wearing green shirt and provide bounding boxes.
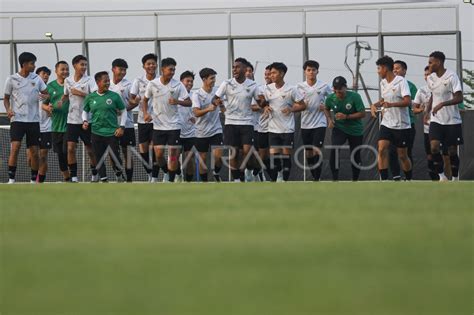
[82,71,127,182]
[42,61,71,182]
[324,76,366,181]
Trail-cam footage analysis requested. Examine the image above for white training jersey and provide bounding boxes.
[130,74,155,125]
[110,78,134,129]
[256,84,269,133]
[144,77,189,131]
[380,75,411,130]
[263,83,304,134]
[427,69,463,125]
[413,85,432,134]
[64,75,97,124]
[4,72,47,123]
[178,90,196,139]
[192,87,223,138]
[39,99,51,132]
[298,80,332,129]
[215,78,259,126]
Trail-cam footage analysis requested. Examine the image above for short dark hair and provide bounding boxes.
[72,55,88,65]
[265,65,272,71]
[394,60,407,70]
[376,55,394,71]
[235,57,250,66]
[269,62,288,74]
[18,52,36,67]
[429,51,446,63]
[332,76,347,89]
[199,68,217,80]
[424,65,430,71]
[247,63,254,71]
[142,53,158,65]
[180,70,195,81]
[112,58,128,69]
[94,71,109,82]
[303,60,320,70]
[35,66,51,76]
[161,57,177,68]
[55,60,68,69]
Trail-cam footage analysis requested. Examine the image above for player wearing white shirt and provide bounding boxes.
[413,66,438,180]
[63,55,98,182]
[4,52,48,183]
[143,57,192,182]
[35,67,52,183]
[426,51,464,181]
[371,56,412,181]
[110,58,135,182]
[251,65,272,181]
[262,62,306,182]
[298,60,332,181]
[129,53,159,181]
[213,57,261,182]
[192,68,224,182]
[179,71,197,182]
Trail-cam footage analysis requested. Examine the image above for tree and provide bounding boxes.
[462,69,474,107]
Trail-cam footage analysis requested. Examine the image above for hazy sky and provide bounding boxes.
[0,0,472,111]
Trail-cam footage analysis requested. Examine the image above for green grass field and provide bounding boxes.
[0,182,472,315]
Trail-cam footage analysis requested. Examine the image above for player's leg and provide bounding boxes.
[349,134,363,181]
[26,123,41,183]
[329,128,348,181]
[7,122,26,183]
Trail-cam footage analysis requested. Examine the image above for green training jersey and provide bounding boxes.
[45,80,70,133]
[83,90,125,137]
[325,91,365,136]
[408,80,417,124]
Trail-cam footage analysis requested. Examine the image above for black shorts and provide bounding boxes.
[224,124,254,147]
[39,132,52,150]
[378,125,410,148]
[269,132,294,148]
[429,122,463,147]
[181,137,196,152]
[118,128,136,147]
[66,123,91,145]
[52,132,67,153]
[301,127,326,148]
[195,133,224,153]
[256,131,269,149]
[153,129,181,147]
[138,123,153,144]
[10,122,40,147]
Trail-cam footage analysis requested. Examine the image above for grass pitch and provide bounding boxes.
[0,182,472,315]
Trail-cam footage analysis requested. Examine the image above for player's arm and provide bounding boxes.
[142,96,152,122]
[81,110,90,130]
[412,102,424,114]
[128,93,140,111]
[172,97,191,107]
[432,91,463,115]
[70,88,87,97]
[382,95,411,108]
[3,94,13,119]
[323,106,334,129]
[193,104,216,117]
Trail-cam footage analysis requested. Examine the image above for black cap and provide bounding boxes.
[332,76,347,89]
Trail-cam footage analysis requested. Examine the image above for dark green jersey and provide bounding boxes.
[408,80,417,124]
[325,91,365,136]
[83,90,125,137]
[45,80,69,133]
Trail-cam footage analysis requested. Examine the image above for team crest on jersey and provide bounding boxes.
[93,100,97,104]
[346,103,352,110]
[106,98,113,105]
[31,82,36,87]
[53,91,56,95]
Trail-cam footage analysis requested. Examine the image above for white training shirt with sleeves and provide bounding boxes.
[413,85,432,134]
[4,72,47,123]
[130,74,155,125]
[64,75,97,124]
[215,78,260,126]
[144,77,189,131]
[427,69,463,125]
[110,78,134,129]
[192,87,223,138]
[380,75,411,130]
[298,80,332,129]
[263,83,304,134]
[178,90,196,139]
